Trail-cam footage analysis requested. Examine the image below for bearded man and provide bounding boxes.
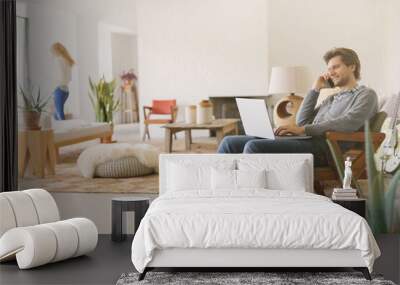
[217,47,378,167]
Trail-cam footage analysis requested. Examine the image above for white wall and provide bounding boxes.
[137,0,269,105]
[111,33,138,82]
[136,0,269,136]
[98,23,136,81]
[380,0,400,97]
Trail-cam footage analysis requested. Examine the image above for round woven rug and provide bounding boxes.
[116,271,395,285]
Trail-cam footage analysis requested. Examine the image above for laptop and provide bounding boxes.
[235,98,311,140]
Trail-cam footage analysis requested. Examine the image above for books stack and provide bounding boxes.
[332,188,358,200]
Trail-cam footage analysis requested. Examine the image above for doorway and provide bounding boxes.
[111,33,139,124]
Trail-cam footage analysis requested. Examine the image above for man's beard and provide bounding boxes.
[334,76,350,87]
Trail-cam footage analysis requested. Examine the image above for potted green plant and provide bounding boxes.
[19,86,51,130]
[365,123,400,283]
[88,76,120,124]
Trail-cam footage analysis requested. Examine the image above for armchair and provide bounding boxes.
[314,111,387,195]
[0,189,98,269]
[143,99,178,141]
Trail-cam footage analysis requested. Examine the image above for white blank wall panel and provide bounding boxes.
[137,0,269,108]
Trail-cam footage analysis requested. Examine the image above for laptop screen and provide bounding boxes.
[236,98,275,139]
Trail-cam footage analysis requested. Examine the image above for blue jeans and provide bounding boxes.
[53,87,69,120]
[217,135,329,166]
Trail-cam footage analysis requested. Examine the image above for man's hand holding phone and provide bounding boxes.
[312,72,334,92]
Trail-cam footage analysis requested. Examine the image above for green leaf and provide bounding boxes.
[326,139,345,181]
[18,85,50,112]
[385,167,400,232]
[87,76,119,123]
[28,86,36,106]
[37,88,41,105]
[365,123,387,234]
[20,88,31,109]
[89,77,94,92]
[88,92,95,108]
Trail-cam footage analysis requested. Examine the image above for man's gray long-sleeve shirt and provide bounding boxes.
[296,85,378,137]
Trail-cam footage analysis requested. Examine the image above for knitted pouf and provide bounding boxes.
[77,143,159,178]
[95,156,154,178]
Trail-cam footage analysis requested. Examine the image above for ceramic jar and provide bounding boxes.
[196,100,213,124]
[185,105,197,124]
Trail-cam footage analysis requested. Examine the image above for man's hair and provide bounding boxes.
[323,48,361,80]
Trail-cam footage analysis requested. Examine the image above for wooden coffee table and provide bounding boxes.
[162,119,239,152]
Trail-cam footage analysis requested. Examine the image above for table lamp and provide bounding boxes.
[268,66,311,127]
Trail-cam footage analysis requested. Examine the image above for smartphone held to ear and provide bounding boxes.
[326,78,334,88]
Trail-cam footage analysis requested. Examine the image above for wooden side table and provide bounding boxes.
[332,198,366,218]
[18,129,56,178]
[111,197,150,242]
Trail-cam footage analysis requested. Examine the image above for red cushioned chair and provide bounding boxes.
[143,99,178,141]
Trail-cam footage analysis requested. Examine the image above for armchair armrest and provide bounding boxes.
[325,131,386,187]
[143,106,153,120]
[326,131,385,143]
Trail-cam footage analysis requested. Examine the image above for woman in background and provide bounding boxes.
[51,42,75,120]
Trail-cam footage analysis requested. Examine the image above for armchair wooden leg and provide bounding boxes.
[142,124,150,141]
[314,180,325,196]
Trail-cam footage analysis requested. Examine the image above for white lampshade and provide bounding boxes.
[268,66,311,95]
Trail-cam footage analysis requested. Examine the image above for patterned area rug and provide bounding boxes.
[17,122,361,196]
[19,136,217,194]
[116,271,395,285]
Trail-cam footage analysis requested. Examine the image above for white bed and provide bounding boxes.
[131,154,380,280]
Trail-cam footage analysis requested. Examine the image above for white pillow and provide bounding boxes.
[168,163,209,191]
[167,160,235,191]
[238,159,309,192]
[237,169,267,188]
[211,168,236,190]
[266,162,307,191]
[211,168,267,191]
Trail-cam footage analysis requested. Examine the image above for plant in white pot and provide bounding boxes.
[19,86,51,130]
[365,123,400,283]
